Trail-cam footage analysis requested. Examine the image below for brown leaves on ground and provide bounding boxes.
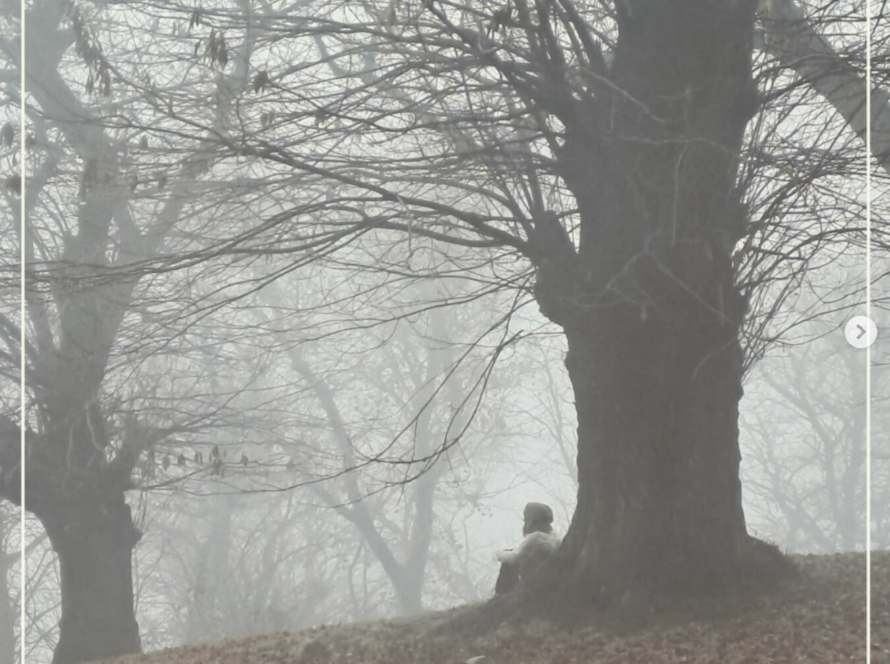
[107,552,889,664]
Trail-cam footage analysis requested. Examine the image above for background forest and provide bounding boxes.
[0,0,889,663]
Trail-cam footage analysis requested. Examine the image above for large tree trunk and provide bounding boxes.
[533,0,793,608]
[23,385,142,664]
[38,494,141,664]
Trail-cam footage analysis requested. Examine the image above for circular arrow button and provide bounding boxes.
[845,316,877,349]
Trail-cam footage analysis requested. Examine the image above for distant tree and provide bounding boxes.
[197,274,570,616]
[0,510,58,664]
[0,506,16,664]
[143,493,349,646]
[274,282,503,613]
[741,307,890,553]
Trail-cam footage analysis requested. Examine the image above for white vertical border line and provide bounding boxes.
[18,0,26,662]
[865,0,872,661]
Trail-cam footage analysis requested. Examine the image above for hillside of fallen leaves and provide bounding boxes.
[108,552,889,664]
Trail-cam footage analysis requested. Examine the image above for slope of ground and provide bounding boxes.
[111,552,889,664]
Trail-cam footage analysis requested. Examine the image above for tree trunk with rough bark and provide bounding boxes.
[38,494,141,664]
[20,380,142,664]
[530,0,794,610]
[1,408,142,664]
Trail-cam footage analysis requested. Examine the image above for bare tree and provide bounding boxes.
[0,2,275,661]
[283,291,494,613]
[741,302,890,553]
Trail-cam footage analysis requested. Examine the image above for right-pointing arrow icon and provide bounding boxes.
[845,316,877,349]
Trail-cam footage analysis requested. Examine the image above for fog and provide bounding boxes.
[1,1,888,663]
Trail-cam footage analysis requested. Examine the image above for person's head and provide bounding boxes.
[522,502,554,536]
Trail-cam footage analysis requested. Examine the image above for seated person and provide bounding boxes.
[495,502,561,594]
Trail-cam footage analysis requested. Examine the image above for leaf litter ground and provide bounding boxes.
[106,552,889,664]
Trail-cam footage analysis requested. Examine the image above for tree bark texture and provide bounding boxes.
[18,376,142,664]
[534,0,791,606]
[39,493,141,664]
